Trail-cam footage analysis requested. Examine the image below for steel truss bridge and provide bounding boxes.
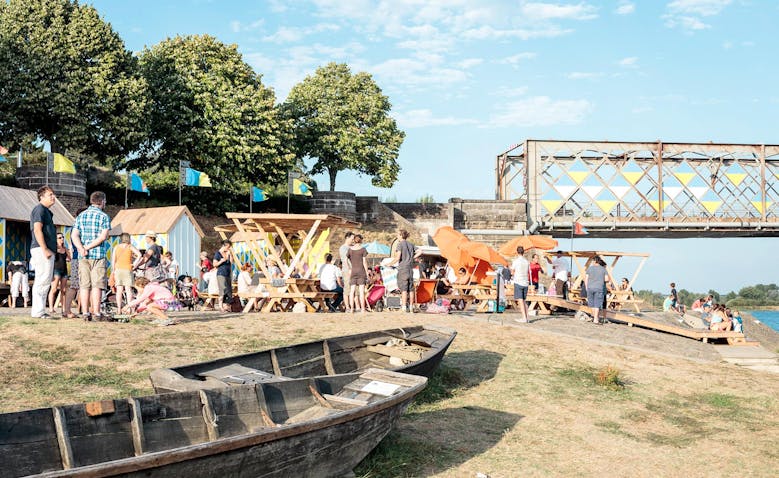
[496,140,779,238]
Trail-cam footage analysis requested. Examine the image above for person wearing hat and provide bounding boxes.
[133,230,164,283]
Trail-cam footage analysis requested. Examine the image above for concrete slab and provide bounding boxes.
[713,344,777,359]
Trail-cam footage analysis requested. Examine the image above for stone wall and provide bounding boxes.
[309,191,357,221]
[15,166,87,216]
[449,198,526,230]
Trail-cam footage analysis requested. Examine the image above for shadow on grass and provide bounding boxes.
[355,406,521,478]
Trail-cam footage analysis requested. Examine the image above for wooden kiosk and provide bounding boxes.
[215,213,360,313]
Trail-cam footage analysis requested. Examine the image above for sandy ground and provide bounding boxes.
[1,306,778,477]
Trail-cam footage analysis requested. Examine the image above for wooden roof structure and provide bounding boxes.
[216,213,360,280]
[0,185,74,226]
[111,206,205,237]
[543,250,650,291]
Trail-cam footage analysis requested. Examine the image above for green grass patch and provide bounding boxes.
[354,432,452,478]
[0,317,9,327]
[10,337,77,363]
[411,365,465,407]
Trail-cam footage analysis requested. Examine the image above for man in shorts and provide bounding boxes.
[511,246,531,323]
[339,232,354,312]
[72,191,111,321]
[388,229,421,312]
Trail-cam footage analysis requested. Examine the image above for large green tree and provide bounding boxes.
[283,62,405,191]
[0,0,147,161]
[136,35,293,188]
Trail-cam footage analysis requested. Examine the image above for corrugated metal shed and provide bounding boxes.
[111,206,205,237]
[0,185,75,225]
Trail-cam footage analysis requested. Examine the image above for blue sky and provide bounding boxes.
[89,0,778,293]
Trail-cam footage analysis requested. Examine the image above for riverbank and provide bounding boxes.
[1,308,777,477]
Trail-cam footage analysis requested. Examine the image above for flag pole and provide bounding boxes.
[178,161,182,206]
[249,187,253,214]
[286,171,291,214]
[124,172,129,209]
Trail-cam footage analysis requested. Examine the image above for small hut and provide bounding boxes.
[110,206,205,277]
[0,185,75,282]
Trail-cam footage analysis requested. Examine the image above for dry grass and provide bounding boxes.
[0,312,777,477]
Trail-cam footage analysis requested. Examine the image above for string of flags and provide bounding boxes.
[183,167,212,188]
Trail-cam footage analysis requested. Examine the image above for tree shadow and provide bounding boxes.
[355,406,522,478]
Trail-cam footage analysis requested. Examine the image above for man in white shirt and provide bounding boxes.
[550,250,570,299]
[511,246,531,323]
[318,253,343,312]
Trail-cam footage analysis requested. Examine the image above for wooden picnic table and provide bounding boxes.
[447,283,497,312]
[543,250,649,312]
[250,278,336,313]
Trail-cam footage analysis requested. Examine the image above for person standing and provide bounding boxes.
[584,256,608,324]
[213,240,234,312]
[347,234,369,313]
[197,251,212,293]
[72,191,111,321]
[7,261,29,308]
[133,232,163,282]
[339,232,354,312]
[29,186,58,318]
[47,232,71,314]
[387,229,421,313]
[162,251,179,290]
[511,246,531,323]
[529,254,543,293]
[550,250,570,299]
[113,233,140,313]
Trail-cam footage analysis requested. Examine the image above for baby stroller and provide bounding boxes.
[379,266,403,311]
[366,284,387,312]
[176,275,196,311]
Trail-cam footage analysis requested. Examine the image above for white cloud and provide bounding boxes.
[457,58,483,69]
[667,0,731,16]
[394,109,478,128]
[263,23,340,43]
[462,25,571,40]
[664,0,731,32]
[519,2,599,21]
[615,2,635,15]
[618,56,638,68]
[371,58,469,88]
[567,71,604,79]
[498,52,538,68]
[230,19,264,33]
[488,96,592,127]
[492,86,530,97]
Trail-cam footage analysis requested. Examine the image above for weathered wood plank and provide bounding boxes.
[129,398,145,456]
[199,390,219,441]
[366,344,422,362]
[323,340,336,375]
[323,394,369,407]
[52,407,74,470]
[270,349,282,376]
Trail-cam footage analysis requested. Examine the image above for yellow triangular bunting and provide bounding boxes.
[595,200,617,214]
[751,201,771,214]
[673,172,695,186]
[725,173,746,187]
[701,201,722,214]
[622,171,643,185]
[568,171,589,185]
[541,199,562,214]
[648,199,660,212]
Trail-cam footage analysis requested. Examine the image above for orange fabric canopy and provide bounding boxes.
[432,226,475,267]
[499,235,558,256]
[463,241,508,267]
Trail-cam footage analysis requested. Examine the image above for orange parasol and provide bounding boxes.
[432,226,475,267]
[498,235,558,256]
[463,241,509,266]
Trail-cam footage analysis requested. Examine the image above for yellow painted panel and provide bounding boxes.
[595,200,617,214]
[568,171,589,185]
[725,173,746,187]
[622,171,643,185]
[673,172,695,186]
[701,201,722,214]
[541,199,562,214]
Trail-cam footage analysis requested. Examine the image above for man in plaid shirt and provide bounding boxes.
[72,191,111,321]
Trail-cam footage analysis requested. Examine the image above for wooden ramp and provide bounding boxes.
[528,295,749,345]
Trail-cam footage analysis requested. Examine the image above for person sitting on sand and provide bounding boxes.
[691,297,705,312]
[122,277,175,322]
[663,295,676,313]
[729,308,743,333]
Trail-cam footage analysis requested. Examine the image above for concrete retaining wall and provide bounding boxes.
[15,166,87,216]
[309,191,357,221]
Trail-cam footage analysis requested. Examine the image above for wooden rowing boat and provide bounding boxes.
[0,369,426,478]
[150,324,456,394]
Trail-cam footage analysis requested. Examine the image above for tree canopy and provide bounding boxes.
[0,0,147,160]
[135,35,294,189]
[283,62,405,191]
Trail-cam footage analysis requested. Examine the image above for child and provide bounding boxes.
[123,277,176,323]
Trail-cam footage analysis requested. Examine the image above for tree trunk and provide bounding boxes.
[328,168,338,191]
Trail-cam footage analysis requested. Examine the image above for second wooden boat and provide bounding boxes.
[150,324,456,393]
